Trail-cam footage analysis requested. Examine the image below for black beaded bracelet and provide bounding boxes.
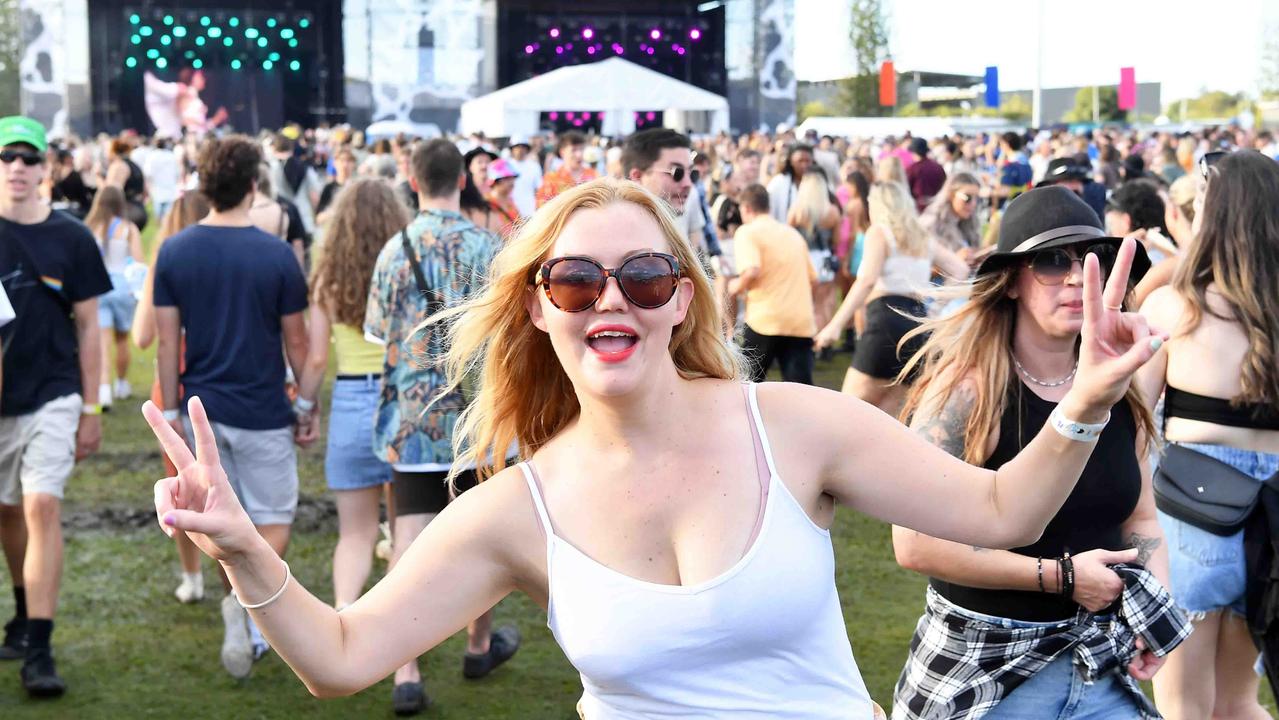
[1059,552,1075,600]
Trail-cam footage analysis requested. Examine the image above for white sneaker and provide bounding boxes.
[220,594,253,679]
[113,379,132,400]
[175,573,203,604]
[99,383,113,409]
[248,615,270,660]
[375,521,393,562]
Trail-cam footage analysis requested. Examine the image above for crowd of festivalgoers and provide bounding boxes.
[2,110,1279,720]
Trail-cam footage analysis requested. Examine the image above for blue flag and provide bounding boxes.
[984,66,1000,108]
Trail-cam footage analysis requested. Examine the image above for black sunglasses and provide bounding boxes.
[956,191,977,204]
[654,165,688,183]
[1027,243,1118,286]
[534,253,681,312]
[1199,151,1227,179]
[0,149,43,166]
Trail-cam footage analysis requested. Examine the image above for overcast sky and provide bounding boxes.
[794,0,1273,102]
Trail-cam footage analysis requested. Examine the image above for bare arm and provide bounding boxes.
[281,311,309,385]
[74,298,102,459]
[156,306,182,411]
[727,266,760,296]
[814,226,887,347]
[296,303,331,406]
[931,242,970,282]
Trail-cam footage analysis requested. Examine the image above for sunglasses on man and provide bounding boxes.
[0,149,43,166]
[653,165,689,183]
[1026,243,1118,286]
[534,253,682,312]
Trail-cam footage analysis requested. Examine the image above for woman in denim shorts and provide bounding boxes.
[82,186,144,406]
[295,178,409,610]
[1137,150,1279,718]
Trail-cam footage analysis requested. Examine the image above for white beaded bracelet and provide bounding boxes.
[1048,406,1110,442]
[238,560,292,610]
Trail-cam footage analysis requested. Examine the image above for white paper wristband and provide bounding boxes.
[1048,406,1110,442]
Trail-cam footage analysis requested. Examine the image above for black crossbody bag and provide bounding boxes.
[1154,442,1265,536]
[400,228,443,316]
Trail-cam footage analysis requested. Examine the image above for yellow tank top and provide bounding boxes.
[332,322,384,376]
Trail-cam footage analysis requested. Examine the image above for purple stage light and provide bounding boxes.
[587,46,596,55]
[567,112,575,120]
[573,119,583,127]
[646,112,656,121]
[613,43,624,54]
[566,43,573,50]
[524,44,534,54]
[583,27,594,40]
[690,28,701,41]
[555,45,564,55]
[549,27,560,38]
[649,28,661,40]
[549,112,559,120]
[646,47,655,56]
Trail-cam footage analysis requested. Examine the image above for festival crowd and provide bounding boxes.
[1,111,1278,720]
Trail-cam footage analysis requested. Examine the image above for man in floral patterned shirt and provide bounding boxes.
[364,139,518,715]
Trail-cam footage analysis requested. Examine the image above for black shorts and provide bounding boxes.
[392,468,479,516]
[850,295,928,381]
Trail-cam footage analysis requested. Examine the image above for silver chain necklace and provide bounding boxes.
[1012,354,1078,388]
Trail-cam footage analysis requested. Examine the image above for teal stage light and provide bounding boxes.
[207,27,222,38]
[200,16,211,27]
[163,15,173,26]
[288,38,298,48]
[299,18,309,28]
[125,56,137,68]
[184,50,195,59]
[228,17,240,27]
[146,48,160,59]
[257,37,268,47]
[139,26,153,36]
[267,18,277,28]
[156,57,168,69]
[195,36,206,46]
[268,52,280,61]
[280,28,294,39]
[160,35,171,46]
[193,59,203,69]
[129,13,140,24]
[289,60,300,71]
[231,59,242,70]
[223,37,233,47]
[262,60,274,70]
[245,28,259,39]
[173,26,187,38]
[130,34,141,45]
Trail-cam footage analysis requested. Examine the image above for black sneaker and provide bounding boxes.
[0,618,26,660]
[391,681,429,716]
[462,625,521,679]
[20,647,66,698]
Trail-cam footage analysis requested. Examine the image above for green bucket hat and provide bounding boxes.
[0,116,48,153]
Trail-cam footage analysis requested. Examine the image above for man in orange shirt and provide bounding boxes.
[535,131,596,208]
[728,184,817,385]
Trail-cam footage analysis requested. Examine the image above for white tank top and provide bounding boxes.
[99,217,131,274]
[519,383,874,719]
[875,224,932,297]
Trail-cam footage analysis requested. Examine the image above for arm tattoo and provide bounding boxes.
[913,386,982,550]
[1125,532,1162,566]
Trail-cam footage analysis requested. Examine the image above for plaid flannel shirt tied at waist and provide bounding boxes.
[892,564,1191,720]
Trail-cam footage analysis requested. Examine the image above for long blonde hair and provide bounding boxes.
[790,172,831,236]
[869,181,929,256]
[875,155,906,185]
[431,178,744,481]
[899,269,1155,464]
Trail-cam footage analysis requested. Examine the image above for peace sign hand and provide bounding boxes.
[1069,236,1169,416]
[142,397,262,565]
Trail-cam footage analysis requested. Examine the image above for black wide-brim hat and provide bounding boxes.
[977,185,1150,280]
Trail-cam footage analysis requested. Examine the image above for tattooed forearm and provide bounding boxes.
[912,386,975,460]
[1125,532,1162,566]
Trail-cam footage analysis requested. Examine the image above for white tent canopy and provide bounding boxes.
[460,58,730,138]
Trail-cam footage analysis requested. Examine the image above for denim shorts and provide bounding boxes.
[97,272,136,331]
[325,376,391,492]
[1156,441,1279,619]
[941,603,1142,720]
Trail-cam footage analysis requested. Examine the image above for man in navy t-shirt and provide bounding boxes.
[0,116,110,699]
[152,135,309,681]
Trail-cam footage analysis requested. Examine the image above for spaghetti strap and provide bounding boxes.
[518,461,555,538]
[742,383,773,550]
[746,383,781,481]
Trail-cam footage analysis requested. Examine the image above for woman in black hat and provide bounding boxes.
[460,146,505,236]
[891,186,1187,719]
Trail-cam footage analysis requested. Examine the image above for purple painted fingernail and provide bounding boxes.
[163,514,176,526]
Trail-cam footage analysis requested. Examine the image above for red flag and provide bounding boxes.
[1118,67,1136,111]
[879,60,896,107]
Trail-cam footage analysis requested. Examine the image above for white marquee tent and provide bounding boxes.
[459,58,730,138]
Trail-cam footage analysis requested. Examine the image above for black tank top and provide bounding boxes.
[930,380,1142,621]
[124,159,145,203]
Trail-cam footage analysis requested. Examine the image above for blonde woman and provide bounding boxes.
[875,155,907,187]
[787,172,841,331]
[82,185,144,406]
[815,181,968,415]
[294,179,409,613]
[142,178,1163,719]
[1133,174,1198,306]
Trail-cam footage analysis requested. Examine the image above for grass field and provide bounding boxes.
[0,221,1271,718]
